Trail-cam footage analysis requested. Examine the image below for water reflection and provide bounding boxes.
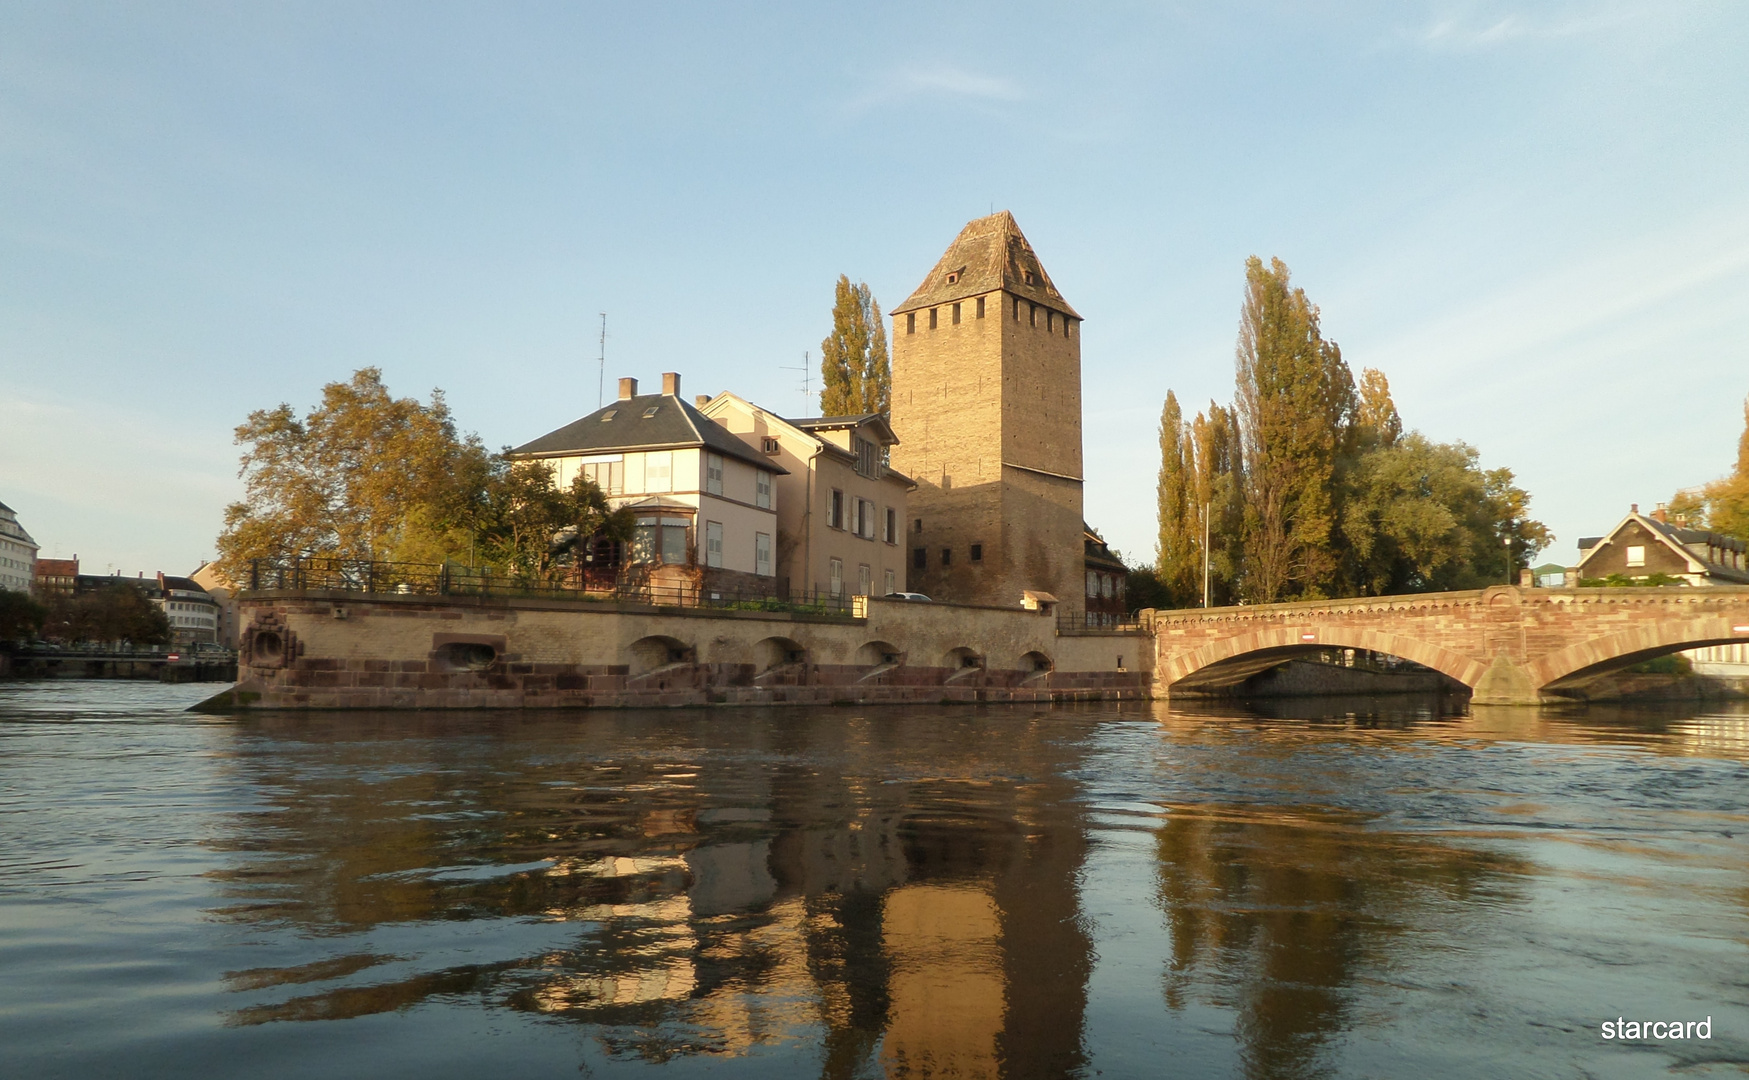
[5,686,1746,1079]
[206,710,1099,1074]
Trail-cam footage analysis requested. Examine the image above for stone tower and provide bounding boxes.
[888,212,1084,610]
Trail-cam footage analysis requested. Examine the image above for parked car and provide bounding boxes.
[884,592,932,602]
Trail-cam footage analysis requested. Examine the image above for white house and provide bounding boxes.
[508,373,787,600]
[0,501,39,594]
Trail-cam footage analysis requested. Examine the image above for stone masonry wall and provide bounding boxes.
[221,591,1152,710]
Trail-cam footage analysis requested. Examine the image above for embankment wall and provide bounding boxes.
[221,592,1151,710]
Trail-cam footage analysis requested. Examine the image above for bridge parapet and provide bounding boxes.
[1151,586,1749,704]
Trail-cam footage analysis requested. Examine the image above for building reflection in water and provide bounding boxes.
[206,710,1095,1077]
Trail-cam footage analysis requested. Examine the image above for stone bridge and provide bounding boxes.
[1151,585,1749,704]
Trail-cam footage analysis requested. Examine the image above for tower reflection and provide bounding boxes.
[208,708,1099,1077]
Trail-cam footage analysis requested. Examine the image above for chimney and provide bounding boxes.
[695,394,711,408]
[1631,503,1639,515]
[618,377,638,400]
[662,372,681,396]
[1651,503,1668,523]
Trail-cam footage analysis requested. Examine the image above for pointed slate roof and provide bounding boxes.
[891,211,1079,319]
[509,394,787,473]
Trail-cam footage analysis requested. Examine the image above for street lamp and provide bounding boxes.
[1503,525,1513,585]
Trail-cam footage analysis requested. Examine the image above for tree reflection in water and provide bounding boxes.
[204,709,1097,1076]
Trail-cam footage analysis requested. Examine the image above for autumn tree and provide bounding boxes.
[820,276,891,415]
[1233,256,1356,602]
[0,589,47,643]
[215,369,490,580]
[1355,367,1402,451]
[1702,395,1749,538]
[1189,402,1245,605]
[40,584,170,646]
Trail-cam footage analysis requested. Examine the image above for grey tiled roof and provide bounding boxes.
[510,394,787,474]
[891,211,1080,319]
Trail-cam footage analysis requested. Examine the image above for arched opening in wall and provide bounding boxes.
[945,647,983,673]
[249,629,284,668]
[754,636,807,674]
[857,640,902,667]
[1021,651,1053,675]
[1540,634,1749,699]
[1172,645,1467,702]
[629,635,694,676]
[435,641,498,672]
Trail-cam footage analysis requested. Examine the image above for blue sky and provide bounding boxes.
[3,1,1745,576]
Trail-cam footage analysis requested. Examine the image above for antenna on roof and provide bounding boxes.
[597,313,607,408]
[780,351,811,415]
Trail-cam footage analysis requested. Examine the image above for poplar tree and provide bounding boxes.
[1703,394,1749,539]
[1355,368,1402,450]
[1233,256,1356,602]
[1155,392,1197,602]
[819,276,891,415]
[1190,402,1244,605]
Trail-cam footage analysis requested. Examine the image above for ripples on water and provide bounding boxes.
[1,681,1746,1079]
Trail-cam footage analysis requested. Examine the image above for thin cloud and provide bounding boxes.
[842,63,1025,113]
[1407,7,1640,50]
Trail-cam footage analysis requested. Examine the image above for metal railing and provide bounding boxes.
[246,558,858,618]
[1056,611,1148,633]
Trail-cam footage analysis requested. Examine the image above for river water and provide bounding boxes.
[1,682,1746,1079]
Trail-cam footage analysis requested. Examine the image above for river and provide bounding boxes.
[1,681,1745,1078]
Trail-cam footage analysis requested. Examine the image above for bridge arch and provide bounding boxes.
[1160,625,1485,694]
[1530,616,1749,693]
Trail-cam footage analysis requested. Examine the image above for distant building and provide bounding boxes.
[508,373,788,601]
[1083,525,1128,626]
[190,563,241,649]
[1575,504,1749,586]
[155,572,219,647]
[701,392,912,600]
[1530,562,1568,588]
[33,556,78,597]
[0,501,39,593]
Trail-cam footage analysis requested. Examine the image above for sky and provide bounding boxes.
[2,1,1746,577]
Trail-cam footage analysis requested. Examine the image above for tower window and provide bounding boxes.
[1013,297,1021,321]
[952,302,961,325]
[969,543,982,562]
[906,312,915,335]
[1064,316,1071,338]
[976,297,985,319]
[1023,270,1036,285]
[914,518,923,533]
[1046,310,1054,332]
[1029,303,1036,327]
[913,547,926,569]
[941,547,952,566]
[929,308,938,329]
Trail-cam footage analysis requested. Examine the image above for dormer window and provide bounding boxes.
[1023,270,1036,285]
[600,410,617,422]
[642,405,660,418]
[946,271,960,284]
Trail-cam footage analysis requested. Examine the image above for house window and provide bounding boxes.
[645,452,672,493]
[941,548,951,566]
[828,489,844,529]
[858,564,871,596]
[884,568,896,594]
[884,507,896,544]
[706,453,724,496]
[1087,570,1099,597]
[704,521,724,568]
[1101,575,1114,599]
[762,436,780,454]
[976,296,985,319]
[952,302,961,325]
[969,543,982,562]
[642,405,661,418]
[907,312,915,335]
[914,547,926,570]
[581,457,624,495]
[929,308,938,329]
[756,532,772,576]
[634,516,692,565]
[1626,545,1646,567]
[756,470,772,509]
[856,498,875,538]
[854,437,879,477]
[829,558,844,598]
